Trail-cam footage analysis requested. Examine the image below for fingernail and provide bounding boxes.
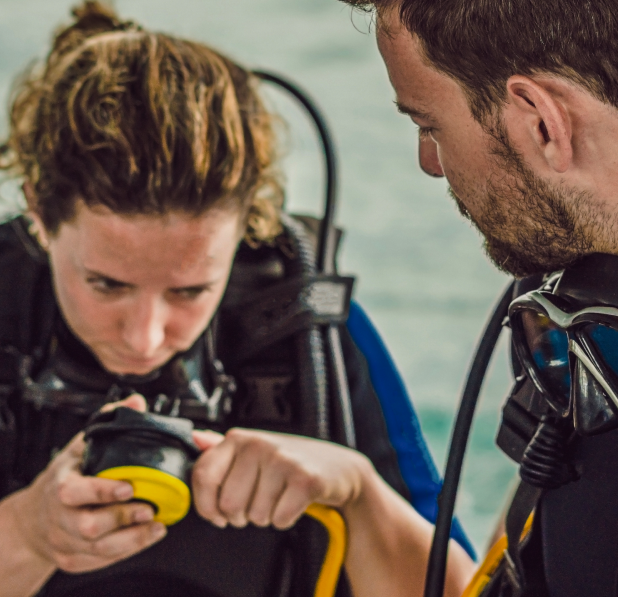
[152,523,167,538]
[212,517,228,529]
[114,483,133,500]
[134,506,154,523]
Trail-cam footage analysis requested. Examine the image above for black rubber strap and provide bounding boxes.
[504,481,543,596]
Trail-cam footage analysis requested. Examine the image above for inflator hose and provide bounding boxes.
[423,282,514,597]
[254,71,356,448]
[281,213,330,441]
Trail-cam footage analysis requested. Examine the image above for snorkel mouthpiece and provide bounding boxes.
[82,407,201,525]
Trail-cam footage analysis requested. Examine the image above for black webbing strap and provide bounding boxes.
[232,273,355,360]
[503,481,543,596]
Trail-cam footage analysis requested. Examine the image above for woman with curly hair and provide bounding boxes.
[0,3,474,597]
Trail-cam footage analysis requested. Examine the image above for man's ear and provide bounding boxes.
[504,75,573,173]
[22,181,50,250]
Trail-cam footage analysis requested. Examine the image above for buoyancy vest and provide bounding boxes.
[0,214,413,597]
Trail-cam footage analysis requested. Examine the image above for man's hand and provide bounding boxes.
[8,395,167,574]
[191,428,371,529]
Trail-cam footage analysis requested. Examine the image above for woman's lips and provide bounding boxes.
[102,351,171,374]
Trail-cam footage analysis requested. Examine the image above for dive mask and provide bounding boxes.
[509,253,618,435]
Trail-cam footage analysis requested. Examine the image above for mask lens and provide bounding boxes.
[584,323,618,380]
[520,309,571,406]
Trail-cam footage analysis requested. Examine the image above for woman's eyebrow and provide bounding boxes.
[85,269,133,287]
[169,282,215,292]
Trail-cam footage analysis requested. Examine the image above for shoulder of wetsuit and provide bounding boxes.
[0,216,55,378]
[0,216,55,495]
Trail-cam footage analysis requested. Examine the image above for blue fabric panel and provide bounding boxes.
[346,301,476,560]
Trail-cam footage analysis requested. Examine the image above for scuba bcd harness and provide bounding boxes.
[425,254,618,597]
[0,71,355,597]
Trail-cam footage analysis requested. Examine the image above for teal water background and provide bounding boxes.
[0,0,517,553]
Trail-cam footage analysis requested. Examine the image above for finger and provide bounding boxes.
[66,502,155,542]
[57,470,134,507]
[192,429,225,451]
[217,449,262,527]
[271,475,322,530]
[100,394,147,413]
[191,441,237,527]
[246,465,287,527]
[90,520,167,559]
[56,522,167,573]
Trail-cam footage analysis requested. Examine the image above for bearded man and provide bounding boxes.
[329,1,618,596]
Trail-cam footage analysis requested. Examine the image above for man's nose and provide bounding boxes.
[418,134,444,178]
[121,297,167,357]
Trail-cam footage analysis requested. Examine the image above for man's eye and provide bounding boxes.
[418,126,435,140]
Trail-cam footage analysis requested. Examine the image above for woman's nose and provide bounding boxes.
[121,297,167,357]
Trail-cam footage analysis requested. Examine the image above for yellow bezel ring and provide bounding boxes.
[97,465,191,526]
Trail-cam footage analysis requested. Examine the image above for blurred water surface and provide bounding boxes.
[0,0,517,551]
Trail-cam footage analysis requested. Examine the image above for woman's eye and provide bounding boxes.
[171,287,207,300]
[87,277,126,294]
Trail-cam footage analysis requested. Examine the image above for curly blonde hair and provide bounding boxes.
[1,1,283,244]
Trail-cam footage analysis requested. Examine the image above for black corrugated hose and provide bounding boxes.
[423,282,514,597]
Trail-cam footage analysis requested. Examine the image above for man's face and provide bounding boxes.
[377,11,594,277]
[39,201,242,376]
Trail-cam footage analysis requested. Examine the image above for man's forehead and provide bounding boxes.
[378,29,444,107]
[376,15,468,124]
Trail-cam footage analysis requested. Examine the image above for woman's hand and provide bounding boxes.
[191,428,371,529]
[190,427,476,597]
[7,395,167,575]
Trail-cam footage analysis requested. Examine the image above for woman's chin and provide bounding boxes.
[99,354,171,377]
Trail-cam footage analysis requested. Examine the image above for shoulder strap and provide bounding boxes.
[218,213,356,444]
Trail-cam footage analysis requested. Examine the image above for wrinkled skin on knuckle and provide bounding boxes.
[77,515,101,541]
[191,471,219,517]
[247,508,271,528]
[228,516,249,529]
[88,537,109,559]
[272,510,300,531]
[55,479,75,506]
[291,470,324,501]
[192,459,219,493]
[46,525,68,555]
[218,492,244,518]
[128,527,153,553]
[192,484,218,521]
[54,552,80,573]
[224,427,249,444]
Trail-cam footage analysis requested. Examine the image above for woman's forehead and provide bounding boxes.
[57,202,242,284]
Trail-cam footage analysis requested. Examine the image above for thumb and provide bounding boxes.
[101,393,148,413]
[192,429,225,451]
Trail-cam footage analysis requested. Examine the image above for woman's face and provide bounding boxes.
[35,201,243,375]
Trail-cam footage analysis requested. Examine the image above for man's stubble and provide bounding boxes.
[448,120,606,278]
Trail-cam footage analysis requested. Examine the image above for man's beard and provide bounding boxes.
[449,120,601,278]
